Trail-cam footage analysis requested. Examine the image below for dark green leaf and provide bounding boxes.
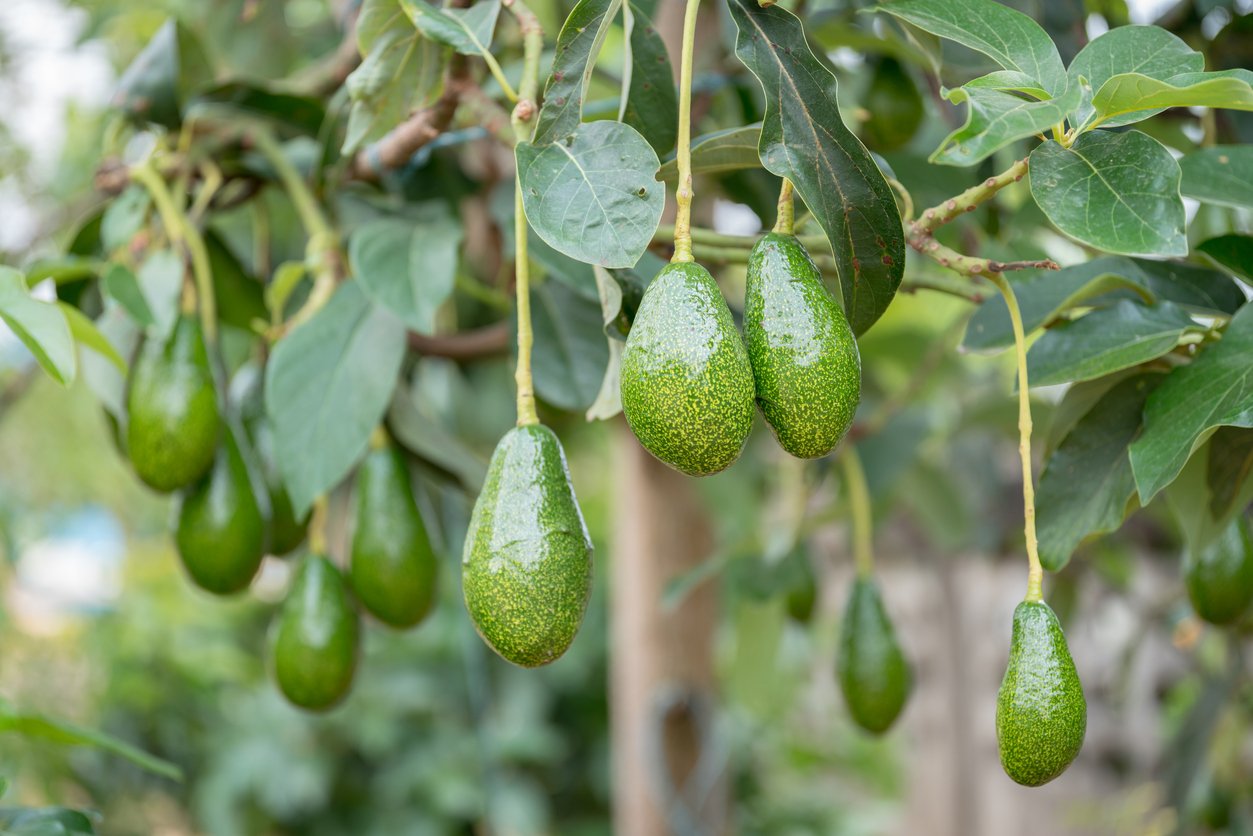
[0,267,76,386]
[1067,25,1202,129]
[112,20,213,128]
[1089,68,1253,127]
[1206,426,1253,519]
[1197,234,1253,283]
[399,0,500,58]
[658,125,762,182]
[529,279,610,412]
[1180,145,1253,209]
[621,2,677,156]
[1030,130,1186,256]
[189,82,326,136]
[932,83,1078,167]
[101,264,154,327]
[0,705,182,781]
[1131,259,1245,314]
[531,0,621,145]
[349,210,463,334]
[0,806,97,835]
[1129,302,1253,502]
[728,0,904,335]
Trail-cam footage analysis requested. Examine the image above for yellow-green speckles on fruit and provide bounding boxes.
[272,555,359,711]
[462,424,592,668]
[837,577,911,733]
[1184,515,1253,625]
[745,233,860,459]
[620,261,755,476]
[996,600,1086,787]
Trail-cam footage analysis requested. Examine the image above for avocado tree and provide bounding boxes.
[1,0,1251,830]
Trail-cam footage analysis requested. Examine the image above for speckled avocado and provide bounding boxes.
[996,600,1086,786]
[350,443,439,629]
[175,428,265,595]
[272,555,359,711]
[837,577,911,733]
[126,315,220,491]
[1184,516,1253,626]
[745,233,861,459]
[620,261,755,476]
[462,424,592,668]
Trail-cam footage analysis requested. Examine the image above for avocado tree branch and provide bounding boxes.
[407,322,510,359]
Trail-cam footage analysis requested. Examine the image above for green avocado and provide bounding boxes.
[126,315,220,491]
[175,428,265,595]
[837,577,910,733]
[620,260,755,476]
[783,547,817,624]
[272,555,359,711]
[996,600,1086,787]
[745,233,861,459]
[350,443,439,629]
[462,424,593,667]
[1184,516,1253,626]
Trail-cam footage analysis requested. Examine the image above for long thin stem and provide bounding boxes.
[773,178,794,234]
[481,51,519,103]
[654,224,827,251]
[839,446,875,579]
[670,0,702,264]
[309,496,329,557]
[986,273,1043,604]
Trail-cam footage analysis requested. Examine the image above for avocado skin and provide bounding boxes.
[350,444,439,628]
[273,555,359,711]
[620,261,755,476]
[837,577,910,733]
[233,364,308,556]
[175,429,265,595]
[462,425,593,668]
[745,233,861,459]
[1184,516,1253,625]
[127,315,220,491]
[996,601,1087,787]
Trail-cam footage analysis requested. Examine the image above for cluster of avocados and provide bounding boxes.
[124,315,439,710]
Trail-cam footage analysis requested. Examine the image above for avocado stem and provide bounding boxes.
[670,0,703,264]
[309,495,329,557]
[987,273,1044,604]
[369,425,390,451]
[839,446,875,579]
[773,179,795,235]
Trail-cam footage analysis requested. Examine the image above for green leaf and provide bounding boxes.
[0,806,97,835]
[932,82,1078,167]
[586,265,624,420]
[189,82,326,136]
[265,282,407,515]
[1036,374,1159,571]
[860,56,925,152]
[134,250,185,339]
[1164,441,1253,556]
[78,304,139,420]
[728,0,904,335]
[1197,234,1253,283]
[1129,302,1253,503]
[58,304,127,374]
[875,0,1067,96]
[99,186,150,253]
[516,120,664,269]
[658,125,762,182]
[349,210,463,334]
[0,705,182,781]
[387,381,487,490]
[532,0,622,145]
[1067,25,1202,129]
[112,19,213,129]
[1030,130,1186,257]
[961,70,1050,99]
[266,261,308,319]
[529,279,609,412]
[23,257,100,287]
[1179,146,1253,210]
[399,0,500,58]
[205,232,267,331]
[620,2,677,156]
[1089,69,1253,128]
[1206,426,1253,519]
[0,268,76,386]
[1132,259,1245,314]
[101,264,155,327]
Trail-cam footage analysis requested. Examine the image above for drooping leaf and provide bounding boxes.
[620,2,678,156]
[1067,25,1203,129]
[728,0,904,335]
[1036,374,1159,571]
[1206,426,1253,519]
[0,267,76,386]
[1129,302,1253,503]
[528,279,609,412]
[932,83,1078,167]
[1179,145,1253,210]
[112,19,213,129]
[0,704,182,781]
[59,304,127,374]
[1030,130,1186,257]
[399,0,500,58]
[1197,234,1253,283]
[587,265,625,420]
[265,282,407,515]
[1088,68,1253,128]
[658,125,762,182]
[349,209,463,334]
[531,0,622,146]
[1026,301,1201,387]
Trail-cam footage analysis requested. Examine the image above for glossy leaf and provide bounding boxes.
[1180,146,1253,209]
[0,267,76,386]
[728,0,904,335]
[1030,130,1186,257]
[658,125,762,182]
[1197,234,1253,283]
[962,70,1050,99]
[529,279,609,412]
[399,0,500,58]
[1067,25,1202,129]
[933,83,1078,167]
[531,0,621,146]
[1089,69,1253,127]
[265,282,407,515]
[1129,302,1253,503]
[349,210,463,334]
[620,2,677,156]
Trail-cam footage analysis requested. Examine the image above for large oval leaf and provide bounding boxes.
[0,267,76,386]
[349,210,463,334]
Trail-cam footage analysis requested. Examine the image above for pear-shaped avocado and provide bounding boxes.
[620,261,755,476]
[127,315,220,491]
[996,600,1086,786]
[745,233,861,459]
[175,428,265,595]
[272,555,359,711]
[350,443,439,628]
[1184,516,1253,625]
[462,424,593,667]
[837,577,910,733]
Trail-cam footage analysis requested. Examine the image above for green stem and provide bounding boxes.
[671,0,702,264]
[653,224,827,251]
[481,51,519,103]
[986,272,1043,604]
[912,157,1028,235]
[309,496,329,557]
[839,446,875,579]
[773,178,794,234]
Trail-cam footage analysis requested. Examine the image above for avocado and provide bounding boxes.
[462,424,593,667]
[175,428,265,595]
[996,600,1086,786]
[860,56,924,152]
[350,443,439,629]
[620,261,755,476]
[126,314,220,491]
[745,233,861,459]
[783,547,817,624]
[272,555,359,711]
[1184,516,1253,626]
[837,577,910,733]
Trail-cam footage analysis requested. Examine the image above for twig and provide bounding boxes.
[408,322,510,359]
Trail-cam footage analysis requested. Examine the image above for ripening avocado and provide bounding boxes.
[127,315,220,491]
[462,424,593,667]
[745,233,861,459]
[620,261,755,476]
[350,443,439,628]
[837,577,910,733]
[272,555,359,711]
[996,600,1087,787]
[1184,516,1253,626]
[175,428,265,595]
